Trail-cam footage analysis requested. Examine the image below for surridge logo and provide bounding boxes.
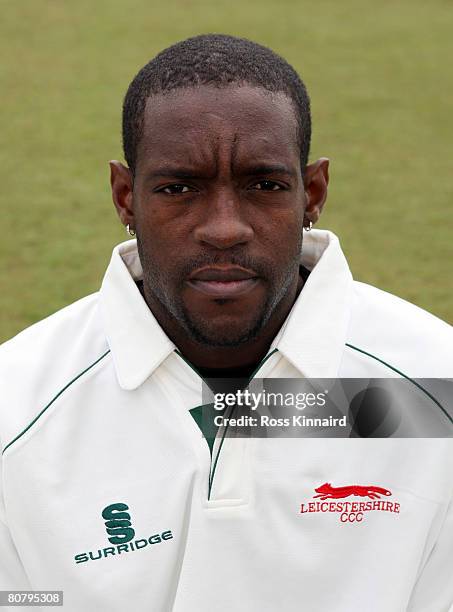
[102,502,135,544]
[300,482,401,523]
[73,501,173,564]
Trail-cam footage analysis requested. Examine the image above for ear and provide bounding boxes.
[303,157,329,227]
[109,160,134,230]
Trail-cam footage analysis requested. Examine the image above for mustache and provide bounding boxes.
[177,252,273,280]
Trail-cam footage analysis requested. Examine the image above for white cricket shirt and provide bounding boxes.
[0,229,452,611]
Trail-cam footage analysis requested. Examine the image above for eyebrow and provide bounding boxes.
[145,168,203,180]
[240,164,297,178]
[146,163,297,180]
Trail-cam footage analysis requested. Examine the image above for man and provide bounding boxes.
[0,34,452,611]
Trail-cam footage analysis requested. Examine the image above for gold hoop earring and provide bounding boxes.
[126,224,136,237]
[304,221,313,231]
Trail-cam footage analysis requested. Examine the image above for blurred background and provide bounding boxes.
[1,0,452,342]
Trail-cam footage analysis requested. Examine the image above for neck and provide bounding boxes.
[141,273,304,371]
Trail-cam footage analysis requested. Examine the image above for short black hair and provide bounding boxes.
[122,34,311,176]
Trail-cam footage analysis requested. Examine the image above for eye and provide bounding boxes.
[157,184,193,194]
[251,180,284,191]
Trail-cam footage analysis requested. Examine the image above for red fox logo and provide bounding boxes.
[314,482,392,500]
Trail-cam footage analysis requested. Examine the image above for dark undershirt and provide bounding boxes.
[136,264,311,393]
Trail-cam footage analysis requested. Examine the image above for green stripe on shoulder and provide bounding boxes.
[2,349,111,455]
[345,343,452,425]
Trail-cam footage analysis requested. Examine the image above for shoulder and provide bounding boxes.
[0,294,111,451]
[1,293,100,352]
[345,281,453,377]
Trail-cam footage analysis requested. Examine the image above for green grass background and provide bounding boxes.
[1,0,452,342]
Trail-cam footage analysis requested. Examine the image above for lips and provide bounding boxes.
[189,266,257,282]
[187,266,260,298]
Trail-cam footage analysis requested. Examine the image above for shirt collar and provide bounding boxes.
[99,239,175,390]
[99,230,353,389]
[271,229,353,378]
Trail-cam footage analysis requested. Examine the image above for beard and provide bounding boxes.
[137,238,302,348]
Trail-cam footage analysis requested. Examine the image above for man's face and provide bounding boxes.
[131,85,306,347]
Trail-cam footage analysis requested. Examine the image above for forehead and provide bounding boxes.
[136,85,300,172]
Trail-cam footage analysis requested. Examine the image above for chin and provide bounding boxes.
[186,315,265,348]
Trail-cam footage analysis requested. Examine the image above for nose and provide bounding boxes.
[193,187,254,250]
